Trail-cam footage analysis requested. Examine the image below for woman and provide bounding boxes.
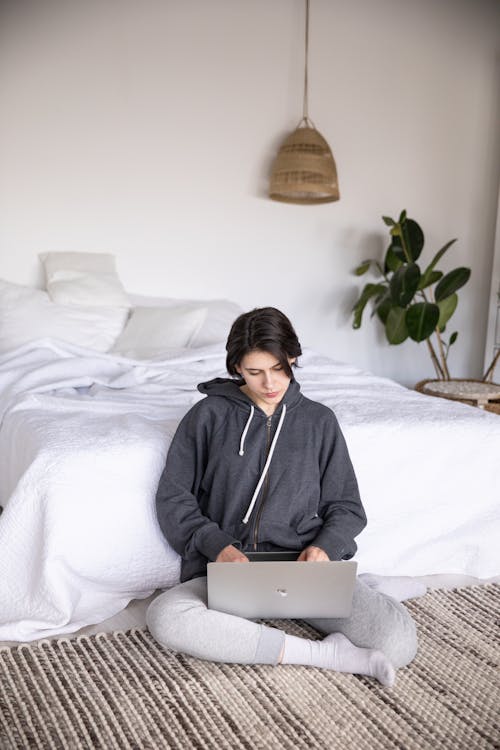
[147,307,419,686]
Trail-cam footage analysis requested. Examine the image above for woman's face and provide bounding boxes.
[236,349,295,413]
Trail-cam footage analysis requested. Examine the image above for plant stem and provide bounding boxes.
[422,287,449,379]
[398,224,413,264]
[375,261,390,284]
[483,349,500,382]
[426,338,445,379]
[434,329,450,380]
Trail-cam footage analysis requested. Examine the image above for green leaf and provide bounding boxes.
[382,215,395,226]
[354,260,372,276]
[434,267,471,302]
[406,302,440,342]
[389,237,405,263]
[390,219,424,263]
[418,238,457,291]
[423,238,457,276]
[449,331,458,346]
[418,269,443,290]
[398,209,407,223]
[401,219,424,262]
[376,295,393,325]
[371,288,390,316]
[352,283,386,329]
[385,307,408,344]
[437,293,458,331]
[384,245,404,273]
[389,263,421,307]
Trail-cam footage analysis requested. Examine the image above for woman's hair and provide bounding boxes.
[226,307,302,379]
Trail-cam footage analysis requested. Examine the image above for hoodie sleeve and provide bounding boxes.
[155,403,239,562]
[311,412,367,560]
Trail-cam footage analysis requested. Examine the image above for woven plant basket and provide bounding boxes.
[415,378,500,413]
[269,124,339,204]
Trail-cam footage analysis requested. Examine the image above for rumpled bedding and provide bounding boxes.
[0,340,499,641]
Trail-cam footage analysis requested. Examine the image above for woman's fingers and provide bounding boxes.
[298,545,329,562]
[215,544,249,563]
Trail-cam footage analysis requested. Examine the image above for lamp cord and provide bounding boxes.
[303,0,309,121]
[299,0,315,128]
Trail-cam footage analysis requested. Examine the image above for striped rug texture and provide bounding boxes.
[0,584,498,749]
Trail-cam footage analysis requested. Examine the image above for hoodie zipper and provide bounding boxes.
[253,415,272,550]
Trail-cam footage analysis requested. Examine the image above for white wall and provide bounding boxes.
[1,0,499,385]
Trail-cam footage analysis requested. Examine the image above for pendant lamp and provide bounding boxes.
[269,0,340,204]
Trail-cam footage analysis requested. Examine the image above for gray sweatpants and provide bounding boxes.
[146,576,418,670]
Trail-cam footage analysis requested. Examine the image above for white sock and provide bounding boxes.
[281,632,395,687]
[360,573,427,602]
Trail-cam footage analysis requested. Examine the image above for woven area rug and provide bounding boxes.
[1,584,499,750]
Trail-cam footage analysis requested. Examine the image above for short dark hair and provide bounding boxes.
[226,307,302,379]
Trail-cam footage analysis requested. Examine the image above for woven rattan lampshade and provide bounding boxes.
[269,120,339,204]
[269,0,339,205]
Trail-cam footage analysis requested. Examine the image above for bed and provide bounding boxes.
[0,254,499,642]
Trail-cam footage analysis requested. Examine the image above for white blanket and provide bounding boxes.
[0,340,499,641]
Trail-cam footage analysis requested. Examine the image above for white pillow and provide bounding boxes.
[128,294,243,347]
[0,279,128,353]
[111,305,207,359]
[40,251,130,308]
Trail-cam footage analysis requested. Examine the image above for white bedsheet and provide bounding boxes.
[0,340,499,641]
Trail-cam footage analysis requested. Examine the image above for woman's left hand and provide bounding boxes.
[297,545,329,562]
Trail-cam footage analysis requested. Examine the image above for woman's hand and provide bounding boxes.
[215,545,249,563]
[297,545,329,562]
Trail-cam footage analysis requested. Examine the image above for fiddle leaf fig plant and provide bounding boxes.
[352,211,471,380]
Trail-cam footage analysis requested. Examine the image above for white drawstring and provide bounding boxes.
[238,405,255,456]
[242,404,287,524]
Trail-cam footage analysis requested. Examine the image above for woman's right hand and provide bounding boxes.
[215,545,249,563]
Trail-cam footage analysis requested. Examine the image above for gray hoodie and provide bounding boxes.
[155,377,367,582]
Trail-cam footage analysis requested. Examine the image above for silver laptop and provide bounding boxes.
[207,552,357,619]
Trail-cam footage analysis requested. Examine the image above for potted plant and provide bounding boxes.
[351,210,471,380]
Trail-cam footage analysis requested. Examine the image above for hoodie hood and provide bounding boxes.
[197,377,303,413]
